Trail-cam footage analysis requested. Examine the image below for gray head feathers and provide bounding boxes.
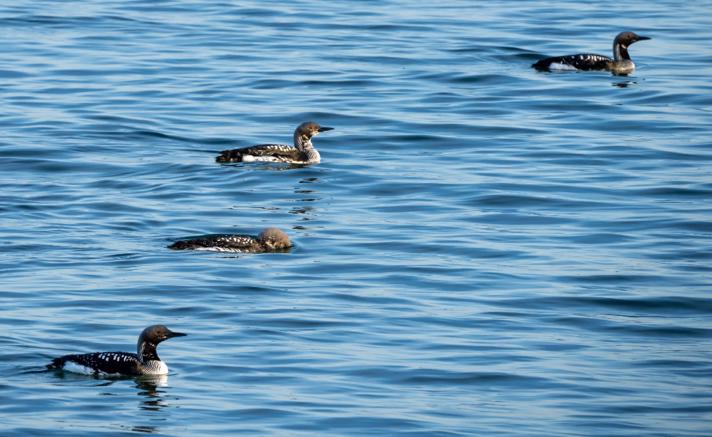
[293,121,333,150]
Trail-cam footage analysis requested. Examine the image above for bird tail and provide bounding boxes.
[531,58,552,70]
[47,357,66,370]
[216,150,243,163]
[167,240,190,250]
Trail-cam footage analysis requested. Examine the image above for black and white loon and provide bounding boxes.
[168,227,292,253]
[216,121,333,165]
[48,325,186,376]
[532,31,651,76]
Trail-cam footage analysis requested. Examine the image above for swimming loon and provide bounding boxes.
[532,31,650,75]
[216,121,333,165]
[168,227,292,253]
[49,325,186,376]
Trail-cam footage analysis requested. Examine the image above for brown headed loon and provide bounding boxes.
[532,31,650,76]
[48,325,186,376]
[168,227,292,253]
[216,121,333,165]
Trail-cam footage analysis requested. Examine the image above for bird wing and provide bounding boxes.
[169,234,257,251]
[533,53,611,71]
[54,352,141,375]
[216,144,306,163]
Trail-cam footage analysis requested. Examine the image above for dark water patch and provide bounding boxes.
[561,232,634,245]
[469,193,613,210]
[647,249,712,261]
[633,186,712,198]
[399,369,562,389]
[556,273,666,285]
[0,69,32,78]
[450,73,515,85]
[496,295,712,316]
[605,324,712,338]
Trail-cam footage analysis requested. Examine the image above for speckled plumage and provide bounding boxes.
[168,227,292,253]
[49,325,186,376]
[532,31,650,76]
[216,121,333,165]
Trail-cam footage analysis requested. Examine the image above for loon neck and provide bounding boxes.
[613,42,631,62]
[293,133,320,163]
[137,340,160,363]
[294,133,314,152]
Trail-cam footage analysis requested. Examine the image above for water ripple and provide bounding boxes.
[1,1,712,436]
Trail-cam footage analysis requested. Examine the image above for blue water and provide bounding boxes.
[2,0,712,435]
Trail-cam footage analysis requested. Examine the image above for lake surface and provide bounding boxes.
[1,0,711,435]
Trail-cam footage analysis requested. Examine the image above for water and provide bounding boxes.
[1,0,712,435]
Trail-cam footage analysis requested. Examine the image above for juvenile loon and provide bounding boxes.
[168,227,292,253]
[216,121,333,165]
[48,325,186,376]
[532,31,650,76]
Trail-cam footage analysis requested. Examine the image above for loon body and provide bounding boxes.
[532,31,650,76]
[168,227,291,253]
[49,325,186,376]
[216,121,333,165]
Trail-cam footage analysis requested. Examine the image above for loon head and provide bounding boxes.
[613,31,650,61]
[136,325,186,360]
[258,227,292,250]
[293,121,333,150]
[615,31,651,47]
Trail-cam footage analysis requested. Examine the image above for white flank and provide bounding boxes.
[194,246,246,253]
[63,361,97,375]
[549,62,578,71]
[243,155,280,163]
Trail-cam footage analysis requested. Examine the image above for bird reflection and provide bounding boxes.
[290,177,321,222]
[131,425,158,434]
[135,375,168,411]
[612,80,637,88]
[220,162,315,171]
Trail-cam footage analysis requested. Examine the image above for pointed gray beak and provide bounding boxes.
[318,126,334,132]
[636,36,651,41]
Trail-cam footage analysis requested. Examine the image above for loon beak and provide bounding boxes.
[167,330,187,338]
[318,126,334,132]
[636,35,651,41]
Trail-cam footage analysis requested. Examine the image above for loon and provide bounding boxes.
[168,227,292,253]
[48,325,186,376]
[216,121,333,165]
[532,31,651,76]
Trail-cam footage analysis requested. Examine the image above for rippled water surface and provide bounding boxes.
[2,0,712,435]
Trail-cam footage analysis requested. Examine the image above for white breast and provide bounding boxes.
[142,360,169,375]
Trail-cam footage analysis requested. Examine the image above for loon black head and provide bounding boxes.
[257,227,292,250]
[613,31,650,61]
[293,121,333,151]
[137,325,186,362]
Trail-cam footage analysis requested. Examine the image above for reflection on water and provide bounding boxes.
[136,375,169,412]
[45,370,174,434]
[613,80,637,88]
[290,177,321,222]
[221,162,317,172]
[131,425,159,434]
[289,205,315,216]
